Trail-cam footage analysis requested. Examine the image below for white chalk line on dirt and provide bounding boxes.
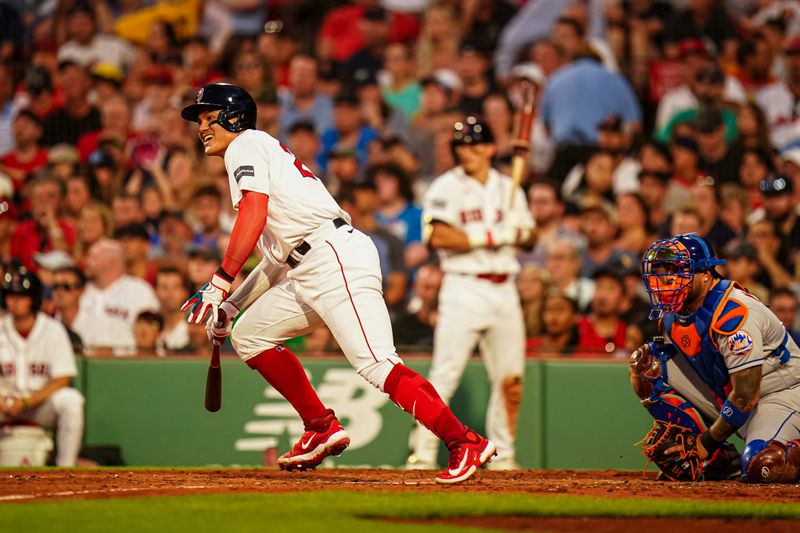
[0,485,211,502]
[0,479,435,502]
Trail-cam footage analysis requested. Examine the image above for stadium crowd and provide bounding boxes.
[1,0,799,359]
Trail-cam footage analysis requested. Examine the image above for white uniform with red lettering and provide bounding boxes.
[225,129,403,389]
[73,276,160,356]
[411,166,533,468]
[0,312,85,466]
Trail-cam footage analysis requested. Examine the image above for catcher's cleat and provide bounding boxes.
[702,442,742,481]
[435,430,496,484]
[278,416,350,472]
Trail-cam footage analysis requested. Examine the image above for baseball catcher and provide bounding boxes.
[630,233,800,482]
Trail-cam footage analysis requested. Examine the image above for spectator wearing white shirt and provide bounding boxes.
[154,267,192,354]
[756,37,800,150]
[72,239,159,356]
[655,38,746,133]
[57,4,134,70]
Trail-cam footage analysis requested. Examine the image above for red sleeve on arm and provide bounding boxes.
[220,191,269,280]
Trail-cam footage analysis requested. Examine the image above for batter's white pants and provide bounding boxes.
[231,222,403,390]
[0,387,85,466]
[664,356,800,446]
[411,273,526,466]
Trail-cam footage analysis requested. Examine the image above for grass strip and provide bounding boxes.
[2,490,799,533]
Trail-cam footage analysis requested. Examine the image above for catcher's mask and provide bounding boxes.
[181,83,257,133]
[641,233,725,320]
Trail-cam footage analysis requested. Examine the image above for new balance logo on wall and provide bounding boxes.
[234,369,389,462]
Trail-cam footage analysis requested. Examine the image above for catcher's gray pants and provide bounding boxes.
[665,356,800,447]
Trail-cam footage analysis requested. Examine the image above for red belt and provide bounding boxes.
[476,273,509,283]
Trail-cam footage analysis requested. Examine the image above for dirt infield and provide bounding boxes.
[2,468,800,503]
[3,469,800,531]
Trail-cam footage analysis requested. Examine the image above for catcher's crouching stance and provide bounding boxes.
[629,233,800,483]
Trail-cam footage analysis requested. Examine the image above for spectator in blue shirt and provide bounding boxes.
[540,47,641,146]
[319,92,379,173]
[278,54,334,141]
[369,162,428,270]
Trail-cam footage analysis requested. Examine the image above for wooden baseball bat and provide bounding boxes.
[204,309,226,412]
[205,343,221,412]
[508,81,536,210]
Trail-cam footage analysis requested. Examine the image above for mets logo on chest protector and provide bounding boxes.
[727,330,754,356]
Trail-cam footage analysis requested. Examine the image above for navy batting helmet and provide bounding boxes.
[641,233,725,319]
[1,267,43,313]
[451,116,494,148]
[181,83,257,132]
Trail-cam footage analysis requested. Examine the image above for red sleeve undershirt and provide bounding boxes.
[220,191,269,280]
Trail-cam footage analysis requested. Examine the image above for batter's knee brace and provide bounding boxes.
[645,393,708,433]
[742,439,800,483]
[356,356,403,391]
[50,387,85,417]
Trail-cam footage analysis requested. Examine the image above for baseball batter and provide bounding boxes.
[409,117,535,469]
[0,268,85,466]
[630,233,800,482]
[179,83,495,484]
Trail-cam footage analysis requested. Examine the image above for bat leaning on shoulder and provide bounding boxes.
[508,80,536,210]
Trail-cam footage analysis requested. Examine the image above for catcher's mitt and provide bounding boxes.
[637,421,704,481]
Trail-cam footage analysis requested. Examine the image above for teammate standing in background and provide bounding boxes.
[409,117,535,470]
[0,268,85,466]
[630,233,800,482]
[180,83,495,484]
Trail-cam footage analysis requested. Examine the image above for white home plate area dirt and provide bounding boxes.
[2,469,799,532]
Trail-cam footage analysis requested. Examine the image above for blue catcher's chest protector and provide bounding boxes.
[662,279,736,401]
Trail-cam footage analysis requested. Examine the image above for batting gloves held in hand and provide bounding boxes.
[206,300,239,345]
[181,273,231,324]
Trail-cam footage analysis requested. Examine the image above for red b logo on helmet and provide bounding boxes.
[196,88,204,103]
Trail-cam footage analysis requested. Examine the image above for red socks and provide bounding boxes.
[247,346,328,429]
[383,364,468,450]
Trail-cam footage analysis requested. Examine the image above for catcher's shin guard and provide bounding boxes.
[743,440,800,483]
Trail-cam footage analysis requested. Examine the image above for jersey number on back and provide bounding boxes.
[279,142,317,180]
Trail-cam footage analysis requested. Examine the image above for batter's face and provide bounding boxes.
[197,109,239,157]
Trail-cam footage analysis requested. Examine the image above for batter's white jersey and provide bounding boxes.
[73,275,160,356]
[423,167,534,275]
[0,313,77,396]
[224,129,350,263]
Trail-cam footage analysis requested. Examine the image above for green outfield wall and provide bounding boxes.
[77,357,654,469]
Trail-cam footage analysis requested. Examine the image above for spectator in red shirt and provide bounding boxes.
[527,289,580,357]
[0,110,49,195]
[317,0,419,65]
[76,94,137,163]
[10,174,76,271]
[577,268,628,357]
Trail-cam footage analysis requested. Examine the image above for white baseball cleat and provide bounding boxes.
[435,430,496,484]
